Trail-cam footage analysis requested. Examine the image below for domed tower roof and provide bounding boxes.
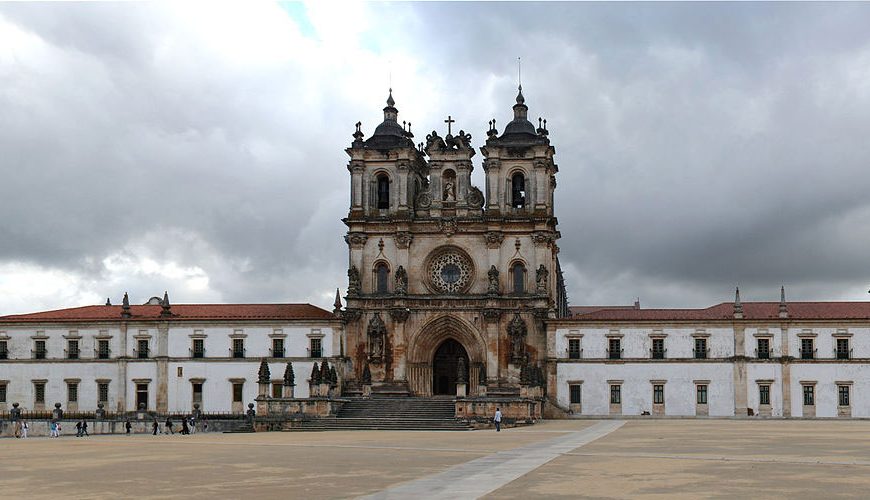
[364,89,415,149]
[499,86,537,138]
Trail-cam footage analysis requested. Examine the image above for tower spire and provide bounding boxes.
[733,286,744,319]
[779,285,788,318]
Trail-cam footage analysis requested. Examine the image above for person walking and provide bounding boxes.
[75,420,82,437]
[81,419,89,437]
[165,417,174,435]
[21,421,28,439]
[494,407,502,432]
[181,417,190,435]
[50,421,59,438]
[152,418,159,436]
[125,419,132,435]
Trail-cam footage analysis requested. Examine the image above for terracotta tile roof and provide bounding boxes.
[0,303,335,323]
[569,305,638,316]
[569,302,870,322]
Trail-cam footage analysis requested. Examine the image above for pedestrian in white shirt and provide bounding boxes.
[494,408,502,432]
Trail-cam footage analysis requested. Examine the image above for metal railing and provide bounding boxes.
[307,347,322,358]
[836,348,853,360]
[190,348,206,359]
[800,348,817,360]
[567,348,583,360]
[230,348,246,359]
[606,348,623,360]
[94,348,111,359]
[755,348,770,359]
[693,347,709,359]
[64,348,79,360]
[32,349,47,360]
[650,348,667,360]
[133,348,149,359]
[270,348,285,358]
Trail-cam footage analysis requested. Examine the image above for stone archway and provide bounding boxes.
[406,315,486,397]
[432,339,469,395]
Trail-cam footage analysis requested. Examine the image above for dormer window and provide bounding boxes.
[511,172,526,208]
[377,175,390,209]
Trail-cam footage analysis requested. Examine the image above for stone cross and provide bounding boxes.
[444,115,455,135]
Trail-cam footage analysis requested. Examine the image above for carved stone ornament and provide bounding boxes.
[428,249,473,294]
[457,355,468,384]
[283,361,295,387]
[389,308,410,323]
[258,359,271,384]
[440,218,457,236]
[485,231,504,249]
[482,308,502,322]
[532,232,554,247]
[487,265,500,295]
[467,186,485,208]
[507,313,528,364]
[395,231,413,249]
[535,264,549,293]
[341,308,362,322]
[394,265,408,295]
[347,266,361,296]
[345,233,368,249]
[415,190,432,210]
[367,312,387,362]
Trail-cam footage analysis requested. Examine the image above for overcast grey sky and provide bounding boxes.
[1,2,869,315]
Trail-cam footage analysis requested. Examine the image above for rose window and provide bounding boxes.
[429,252,472,293]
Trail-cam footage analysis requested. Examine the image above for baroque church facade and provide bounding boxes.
[2,88,870,421]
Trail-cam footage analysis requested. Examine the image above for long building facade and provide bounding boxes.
[2,88,869,419]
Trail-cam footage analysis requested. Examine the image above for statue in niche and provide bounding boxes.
[507,313,527,364]
[443,181,455,202]
[536,264,549,293]
[347,266,361,296]
[487,265,500,295]
[457,356,467,384]
[367,312,386,361]
[394,266,408,295]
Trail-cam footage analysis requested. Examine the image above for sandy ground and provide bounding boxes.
[1,420,869,499]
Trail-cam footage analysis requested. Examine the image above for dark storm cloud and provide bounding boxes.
[1,2,869,314]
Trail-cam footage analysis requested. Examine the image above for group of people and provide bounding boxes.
[74,420,90,437]
[151,416,201,436]
[12,421,29,438]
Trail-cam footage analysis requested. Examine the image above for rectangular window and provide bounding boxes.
[232,338,245,358]
[610,385,621,404]
[98,383,109,404]
[98,340,110,359]
[137,339,149,359]
[310,338,322,358]
[838,385,850,407]
[757,338,770,359]
[34,340,46,359]
[192,338,205,358]
[803,385,815,406]
[801,339,814,360]
[192,383,203,404]
[136,383,148,410]
[0,383,6,403]
[68,382,78,403]
[232,383,244,403]
[696,384,708,405]
[34,382,45,404]
[836,338,850,360]
[0,340,7,359]
[567,338,581,359]
[569,384,582,404]
[759,385,770,405]
[272,338,285,358]
[67,340,79,359]
[608,338,621,360]
[694,338,707,359]
[651,338,665,359]
[653,384,665,404]
[272,382,283,398]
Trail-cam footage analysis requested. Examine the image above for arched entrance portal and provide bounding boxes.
[432,339,469,395]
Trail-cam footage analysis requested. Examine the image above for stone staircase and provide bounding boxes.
[293,397,472,431]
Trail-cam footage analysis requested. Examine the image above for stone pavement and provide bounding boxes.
[1,420,869,499]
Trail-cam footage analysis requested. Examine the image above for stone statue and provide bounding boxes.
[95,403,106,420]
[10,402,21,422]
[507,313,527,364]
[246,403,256,424]
[192,403,202,421]
[536,264,549,293]
[52,402,64,422]
[347,266,361,296]
[457,356,467,384]
[478,363,487,386]
[394,266,408,295]
[367,313,386,361]
[443,181,455,202]
[487,265,500,295]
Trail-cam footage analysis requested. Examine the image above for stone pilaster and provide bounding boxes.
[780,323,791,417]
[156,323,169,414]
[732,323,747,417]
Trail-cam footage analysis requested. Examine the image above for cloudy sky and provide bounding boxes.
[1,2,869,315]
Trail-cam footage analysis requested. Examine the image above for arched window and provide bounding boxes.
[511,172,526,208]
[375,263,389,294]
[377,175,390,210]
[512,262,525,294]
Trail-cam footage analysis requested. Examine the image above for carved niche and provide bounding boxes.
[507,313,528,364]
[367,312,387,363]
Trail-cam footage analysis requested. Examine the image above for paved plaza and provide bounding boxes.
[1,420,869,499]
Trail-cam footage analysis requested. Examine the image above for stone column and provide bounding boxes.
[118,323,128,413]
[780,324,791,417]
[156,323,169,414]
[732,324,747,417]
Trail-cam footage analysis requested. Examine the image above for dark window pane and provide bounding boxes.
[653,385,664,404]
[232,383,244,402]
[310,338,322,358]
[839,385,850,406]
[568,339,581,359]
[759,385,770,405]
[610,385,621,404]
[697,385,708,404]
[569,384,582,404]
[377,175,390,209]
